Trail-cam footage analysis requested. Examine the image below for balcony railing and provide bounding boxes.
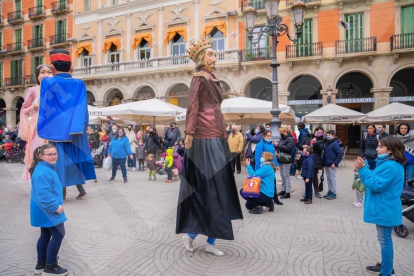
[50,34,69,46]
[26,75,38,85]
[51,0,70,14]
[286,0,320,5]
[286,42,323,58]
[391,33,414,51]
[28,38,45,49]
[29,6,46,19]
[5,77,25,87]
[239,47,271,62]
[7,42,24,53]
[240,0,265,12]
[7,11,24,24]
[0,16,4,26]
[336,37,377,54]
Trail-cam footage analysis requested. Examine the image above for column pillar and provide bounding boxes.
[158,7,164,57]
[97,19,103,65]
[4,108,17,127]
[194,0,200,38]
[126,13,132,61]
[320,89,339,106]
[278,91,290,105]
[371,87,392,110]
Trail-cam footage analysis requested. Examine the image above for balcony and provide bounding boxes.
[286,0,320,6]
[240,0,265,12]
[28,38,46,51]
[336,37,377,55]
[7,43,24,55]
[51,0,70,15]
[391,33,414,52]
[26,75,38,86]
[5,77,25,87]
[50,34,70,47]
[286,42,323,59]
[7,11,24,25]
[239,47,271,62]
[0,16,4,28]
[29,6,46,20]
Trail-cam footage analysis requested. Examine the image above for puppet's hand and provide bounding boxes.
[185,134,193,150]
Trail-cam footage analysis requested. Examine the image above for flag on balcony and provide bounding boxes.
[203,21,227,37]
[131,32,152,49]
[164,26,187,44]
[102,38,121,53]
[75,42,93,57]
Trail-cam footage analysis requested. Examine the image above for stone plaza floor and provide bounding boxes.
[0,160,413,276]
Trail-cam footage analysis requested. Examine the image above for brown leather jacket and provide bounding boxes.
[185,70,227,139]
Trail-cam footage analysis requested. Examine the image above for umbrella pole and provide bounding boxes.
[153,116,156,128]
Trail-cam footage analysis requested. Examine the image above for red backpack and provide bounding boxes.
[3,142,13,151]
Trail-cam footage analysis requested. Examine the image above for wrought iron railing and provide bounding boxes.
[241,0,265,12]
[28,38,45,49]
[51,0,69,13]
[7,11,24,24]
[5,77,25,86]
[29,6,46,18]
[7,42,24,52]
[336,37,377,54]
[50,34,69,45]
[391,33,414,51]
[26,75,38,85]
[239,47,272,62]
[286,0,319,5]
[286,42,323,58]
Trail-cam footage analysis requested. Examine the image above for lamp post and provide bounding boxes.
[243,0,306,140]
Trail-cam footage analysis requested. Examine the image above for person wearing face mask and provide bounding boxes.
[109,125,118,142]
[360,123,379,170]
[310,127,324,198]
[164,122,181,149]
[108,129,134,183]
[377,124,389,138]
[265,123,271,131]
[226,124,231,137]
[395,123,414,187]
[125,124,137,171]
[245,125,266,170]
[135,139,146,172]
[227,125,244,174]
[144,128,160,157]
[274,126,295,199]
[322,130,343,200]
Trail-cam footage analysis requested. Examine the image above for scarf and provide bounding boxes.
[396,131,414,157]
[261,161,271,167]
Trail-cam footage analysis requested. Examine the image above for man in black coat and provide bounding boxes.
[164,122,181,149]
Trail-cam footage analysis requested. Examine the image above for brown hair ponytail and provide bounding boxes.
[262,152,277,172]
[29,144,56,175]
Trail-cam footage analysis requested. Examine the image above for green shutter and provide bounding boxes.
[11,60,16,79]
[15,29,22,43]
[297,19,312,57]
[345,13,364,52]
[31,57,35,75]
[40,25,43,39]
[401,6,414,34]
[37,0,43,7]
[16,0,21,12]
[33,26,37,40]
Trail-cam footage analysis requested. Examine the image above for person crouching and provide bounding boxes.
[301,145,315,204]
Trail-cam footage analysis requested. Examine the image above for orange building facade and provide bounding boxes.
[0,0,73,126]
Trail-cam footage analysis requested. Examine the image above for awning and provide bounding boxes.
[75,42,92,57]
[131,33,152,49]
[203,21,227,37]
[164,26,187,44]
[102,38,121,53]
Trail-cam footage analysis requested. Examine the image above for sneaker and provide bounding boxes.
[35,261,45,275]
[132,167,136,171]
[353,201,358,206]
[296,175,302,179]
[109,177,115,181]
[280,193,290,199]
[249,206,263,214]
[304,200,312,204]
[366,262,395,275]
[62,198,66,203]
[323,191,332,198]
[327,193,337,200]
[124,178,128,183]
[182,235,194,252]
[76,192,86,200]
[166,180,172,183]
[315,191,322,198]
[355,202,363,207]
[42,261,68,276]
[300,198,308,202]
[206,243,224,256]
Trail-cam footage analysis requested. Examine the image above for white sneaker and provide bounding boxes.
[182,235,194,252]
[205,243,224,256]
[296,175,302,179]
[132,167,136,171]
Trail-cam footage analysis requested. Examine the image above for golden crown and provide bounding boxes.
[187,37,213,62]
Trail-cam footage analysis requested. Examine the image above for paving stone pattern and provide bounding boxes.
[0,162,413,276]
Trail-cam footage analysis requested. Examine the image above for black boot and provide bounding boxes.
[35,261,46,275]
[109,176,115,181]
[280,193,291,199]
[124,177,128,183]
[43,261,68,275]
[277,191,286,196]
[267,200,275,212]
[274,196,284,205]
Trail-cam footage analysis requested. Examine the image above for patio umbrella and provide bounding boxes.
[89,99,185,126]
[365,102,414,123]
[302,103,367,124]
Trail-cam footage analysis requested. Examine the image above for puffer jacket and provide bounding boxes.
[254,138,280,171]
[301,154,315,180]
[275,133,295,164]
[298,128,309,146]
[359,133,379,159]
[322,138,343,167]
[173,152,183,174]
[312,136,324,170]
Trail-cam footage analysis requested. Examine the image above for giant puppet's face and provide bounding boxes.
[38,66,53,83]
[204,48,217,72]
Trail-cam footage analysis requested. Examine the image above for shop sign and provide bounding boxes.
[322,116,350,121]
[390,96,414,102]
[287,100,323,105]
[336,98,374,103]
[169,91,189,97]
[89,111,103,115]
[136,92,153,99]
[382,115,413,120]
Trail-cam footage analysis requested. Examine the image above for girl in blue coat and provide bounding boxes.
[354,136,405,276]
[108,128,134,183]
[30,144,68,275]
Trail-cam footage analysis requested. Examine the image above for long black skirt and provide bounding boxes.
[175,138,243,240]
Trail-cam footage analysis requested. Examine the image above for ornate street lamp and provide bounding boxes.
[243,0,306,140]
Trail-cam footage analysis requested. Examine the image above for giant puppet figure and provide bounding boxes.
[37,49,96,198]
[175,38,243,256]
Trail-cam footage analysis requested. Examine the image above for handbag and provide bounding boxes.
[278,146,295,163]
[102,156,112,171]
[318,170,324,192]
[242,176,262,198]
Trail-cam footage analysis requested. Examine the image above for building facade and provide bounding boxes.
[0,0,73,126]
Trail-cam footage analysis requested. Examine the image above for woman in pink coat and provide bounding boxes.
[19,65,53,180]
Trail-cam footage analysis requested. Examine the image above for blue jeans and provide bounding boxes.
[166,167,172,180]
[112,157,127,178]
[404,163,414,188]
[305,179,313,200]
[37,223,65,264]
[376,225,394,276]
[366,158,376,170]
[187,233,216,245]
[127,153,136,168]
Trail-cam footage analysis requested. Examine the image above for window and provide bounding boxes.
[84,0,90,12]
[15,0,22,12]
[31,56,44,75]
[82,49,92,67]
[172,34,186,56]
[33,25,43,47]
[246,26,269,60]
[296,19,312,57]
[11,59,23,85]
[15,29,22,50]
[138,39,151,60]
[109,44,120,63]
[111,0,118,5]
[35,0,43,15]
[55,20,67,44]
[401,6,414,34]
[345,14,363,52]
[210,27,225,51]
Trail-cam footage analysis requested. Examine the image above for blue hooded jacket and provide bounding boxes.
[109,136,133,158]
[322,138,343,167]
[301,154,315,180]
[358,156,404,227]
[247,164,275,198]
[254,138,279,171]
[298,128,309,146]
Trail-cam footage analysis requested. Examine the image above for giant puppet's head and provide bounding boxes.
[187,37,217,72]
[49,49,72,73]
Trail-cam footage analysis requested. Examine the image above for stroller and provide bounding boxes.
[155,161,165,175]
[394,180,414,238]
[91,143,105,168]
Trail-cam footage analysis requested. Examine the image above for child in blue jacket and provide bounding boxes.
[30,144,68,276]
[301,145,315,204]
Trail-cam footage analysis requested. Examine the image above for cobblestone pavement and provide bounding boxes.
[0,161,413,276]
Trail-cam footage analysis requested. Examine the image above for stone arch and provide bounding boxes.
[11,94,25,108]
[101,86,126,103]
[163,79,191,98]
[86,90,97,105]
[130,82,158,99]
[11,95,24,124]
[215,75,236,94]
[239,74,272,97]
[333,67,378,89]
[0,97,6,124]
[386,63,414,87]
[164,80,190,109]
[284,71,325,92]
